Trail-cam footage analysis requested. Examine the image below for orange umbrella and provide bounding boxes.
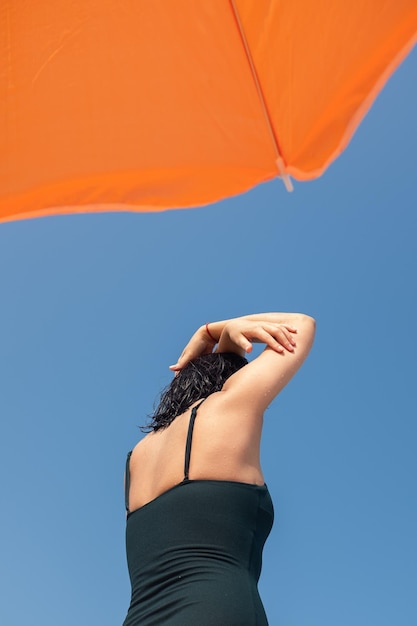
[1,0,417,223]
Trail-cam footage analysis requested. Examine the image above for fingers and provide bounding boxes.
[237,335,253,353]
[241,323,297,354]
[169,349,195,372]
[169,334,215,372]
[269,324,297,352]
[283,325,298,334]
[169,321,298,372]
[169,347,187,371]
[256,327,288,353]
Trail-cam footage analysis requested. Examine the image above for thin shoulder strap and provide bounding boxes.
[184,399,206,481]
[125,451,132,513]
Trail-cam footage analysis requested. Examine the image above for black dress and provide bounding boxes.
[123,400,274,625]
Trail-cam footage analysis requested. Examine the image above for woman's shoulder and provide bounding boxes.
[193,393,264,444]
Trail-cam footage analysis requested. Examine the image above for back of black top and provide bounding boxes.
[123,399,274,626]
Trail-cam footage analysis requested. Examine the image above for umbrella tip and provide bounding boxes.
[276,157,294,192]
[281,173,294,193]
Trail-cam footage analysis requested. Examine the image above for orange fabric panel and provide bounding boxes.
[1,1,275,221]
[237,0,417,179]
[1,0,417,222]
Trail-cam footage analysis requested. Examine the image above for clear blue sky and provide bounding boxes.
[0,46,416,626]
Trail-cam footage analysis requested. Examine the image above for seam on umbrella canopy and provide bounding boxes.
[236,0,417,180]
[230,0,293,192]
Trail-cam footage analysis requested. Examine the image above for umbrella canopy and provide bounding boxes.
[1,0,417,222]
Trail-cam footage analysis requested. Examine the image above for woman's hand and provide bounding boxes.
[217,319,297,356]
[169,326,216,372]
[169,317,298,373]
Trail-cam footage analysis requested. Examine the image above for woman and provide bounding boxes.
[123,312,315,625]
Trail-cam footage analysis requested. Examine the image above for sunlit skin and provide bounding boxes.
[127,313,315,513]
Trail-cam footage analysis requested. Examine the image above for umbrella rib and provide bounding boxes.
[229,0,293,192]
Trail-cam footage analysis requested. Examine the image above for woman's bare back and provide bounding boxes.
[127,393,265,512]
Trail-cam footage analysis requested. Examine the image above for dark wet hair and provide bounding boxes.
[142,352,248,432]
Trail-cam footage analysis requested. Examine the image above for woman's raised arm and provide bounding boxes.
[169,313,306,372]
[218,314,316,415]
